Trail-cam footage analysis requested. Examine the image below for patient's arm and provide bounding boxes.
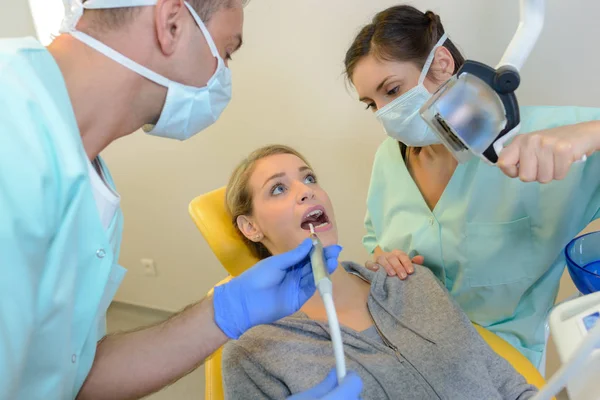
[485,351,539,400]
[423,268,538,398]
[222,342,290,399]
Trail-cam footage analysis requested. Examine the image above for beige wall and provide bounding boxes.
[102,0,600,311]
[0,0,35,37]
[5,1,600,313]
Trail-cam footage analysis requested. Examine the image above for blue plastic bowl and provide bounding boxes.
[565,231,600,295]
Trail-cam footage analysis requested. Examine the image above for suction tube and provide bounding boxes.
[309,224,347,384]
[496,0,545,71]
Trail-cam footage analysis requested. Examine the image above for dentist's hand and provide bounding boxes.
[498,121,600,183]
[287,369,363,400]
[365,246,423,279]
[213,238,343,339]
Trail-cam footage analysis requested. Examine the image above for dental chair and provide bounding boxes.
[189,187,547,400]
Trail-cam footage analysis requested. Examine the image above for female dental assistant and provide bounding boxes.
[345,5,600,370]
[0,1,362,399]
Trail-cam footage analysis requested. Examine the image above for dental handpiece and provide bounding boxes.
[309,225,331,284]
[309,224,347,384]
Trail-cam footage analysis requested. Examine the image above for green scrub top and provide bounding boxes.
[364,106,600,367]
[0,37,126,398]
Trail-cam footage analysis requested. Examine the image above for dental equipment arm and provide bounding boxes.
[497,0,544,71]
[309,224,347,384]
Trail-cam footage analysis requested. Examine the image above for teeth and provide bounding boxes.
[306,210,323,219]
[315,222,329,228]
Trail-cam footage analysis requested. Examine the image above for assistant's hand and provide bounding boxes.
[213,238,343,339]
[497,122,600,183]
[287,369,363,400]
[365,248,423,279]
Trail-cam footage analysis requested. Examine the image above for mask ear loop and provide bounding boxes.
[183,2,223,65]
[418,33,448,85]
[69,29,172,88]
[61,0,226,91]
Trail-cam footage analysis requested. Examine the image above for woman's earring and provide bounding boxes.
[253,235,262,241]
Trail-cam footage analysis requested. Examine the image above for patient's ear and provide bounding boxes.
[236,215,263,242]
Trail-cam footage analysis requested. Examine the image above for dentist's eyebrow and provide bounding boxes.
[262,172,285,188]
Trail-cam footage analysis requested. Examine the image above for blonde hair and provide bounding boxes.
[225,145,312,260]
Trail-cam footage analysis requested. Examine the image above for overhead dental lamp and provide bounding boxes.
[420,0,544,165]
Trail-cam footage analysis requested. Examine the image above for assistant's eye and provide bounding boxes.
[270,183,286,196]
[365,102,376,111]
[225,52,233,61]
[386,86,400,97]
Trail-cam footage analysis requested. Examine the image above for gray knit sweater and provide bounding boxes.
[222,262,538,399]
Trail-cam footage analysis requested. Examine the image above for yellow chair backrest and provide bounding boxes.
[189,187,259,277]
[189,187,546,400]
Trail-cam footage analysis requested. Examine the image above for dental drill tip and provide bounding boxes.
[309,223,315,235]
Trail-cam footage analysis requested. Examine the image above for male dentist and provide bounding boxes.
[0,0,362,398]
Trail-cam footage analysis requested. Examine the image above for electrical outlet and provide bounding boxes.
[140,258,158,277]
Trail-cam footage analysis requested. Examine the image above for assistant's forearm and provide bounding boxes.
[77,295,228,400]
[590,121,600,152]
[569,120,600,152]
[552,120,600,153]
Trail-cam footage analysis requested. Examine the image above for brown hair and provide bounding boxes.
[225,145,312,260]
[344,5,465,83]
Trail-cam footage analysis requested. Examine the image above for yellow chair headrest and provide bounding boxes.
[188,187,260,277]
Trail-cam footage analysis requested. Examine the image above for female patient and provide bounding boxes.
[221,145,538,400]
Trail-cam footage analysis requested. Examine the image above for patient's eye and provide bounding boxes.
[304,174,317,184]
[270,183,286,196]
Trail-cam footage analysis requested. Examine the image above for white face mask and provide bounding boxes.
[60,0,232,140]
[375,33,448,147]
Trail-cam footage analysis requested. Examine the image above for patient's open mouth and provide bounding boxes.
[301,206,330,231]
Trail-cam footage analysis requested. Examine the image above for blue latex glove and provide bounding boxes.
[213,238,342,339]
[287,369,363,400]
